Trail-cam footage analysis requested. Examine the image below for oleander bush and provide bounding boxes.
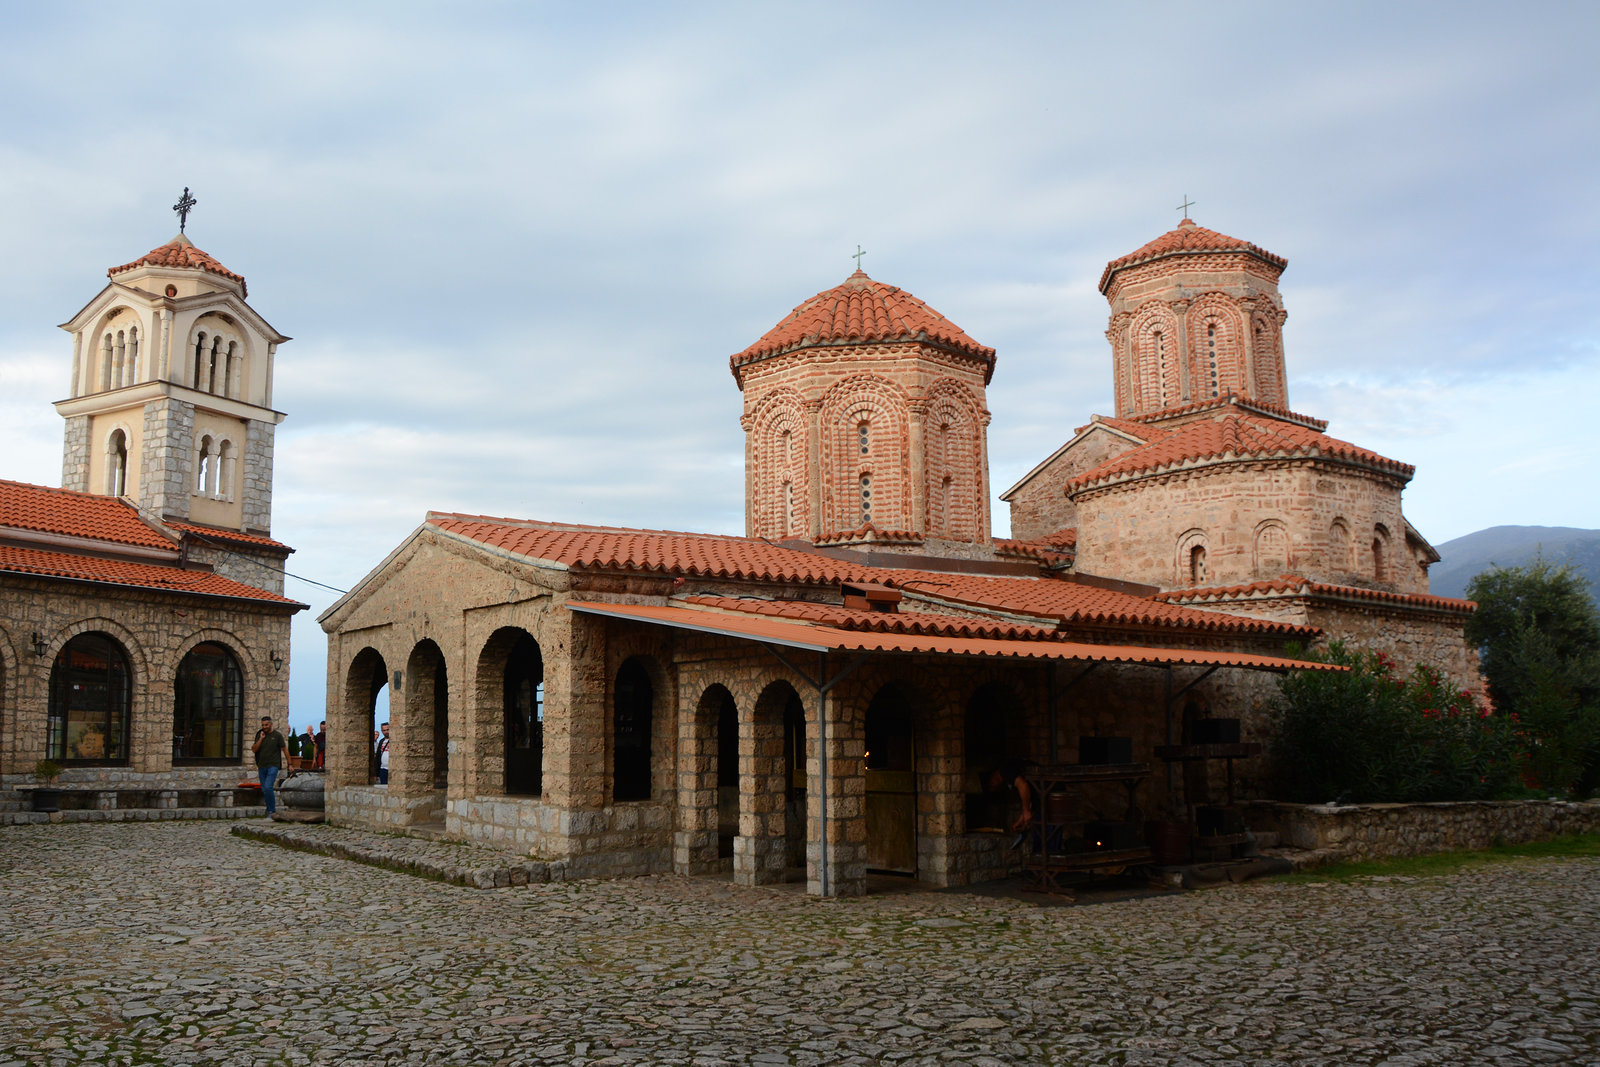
[1272,642,1525,803]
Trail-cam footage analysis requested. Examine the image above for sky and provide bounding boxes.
[1,2,1597,724]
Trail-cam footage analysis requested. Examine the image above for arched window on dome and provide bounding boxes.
[1176,529,1209,588]
[782,480,794,534]
[859,473,872,526]
[106,430,128,497]
[1373,524,1392,583]
[1190,544,1208,585]
[1206,323,1219,398]
[858,420,870,456]
[1253,521,1290,579]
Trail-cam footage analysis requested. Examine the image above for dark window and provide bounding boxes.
[613,659,654,801]
[49,633,131,763]
[173,642,243,763]
[503,634,543,796]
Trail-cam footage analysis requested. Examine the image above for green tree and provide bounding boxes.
[1466,558,1600,795]
[1271,643,1522,803]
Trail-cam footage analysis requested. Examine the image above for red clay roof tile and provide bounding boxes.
[0,542,303,606]
[0,480,177,551]
[165,521,291,553]
[108,234,247,297]
[731,271,995,379]
[1099,218,1287,293]
[681,595,1061,641]
[1156,576,1476,614]
[1064,399,1412,493]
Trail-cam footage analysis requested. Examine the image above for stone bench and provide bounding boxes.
[20,786,248,812]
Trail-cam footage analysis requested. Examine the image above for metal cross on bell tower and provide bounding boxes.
[173,187,197,233]
[852,244,867,271]
[1176,195,1196,220]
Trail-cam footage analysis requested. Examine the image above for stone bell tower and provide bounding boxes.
[1100,217,1290,419]
[55,202,290,540]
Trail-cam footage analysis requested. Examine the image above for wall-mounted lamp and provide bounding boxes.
[269,650,284,672]
[31,632,50,658]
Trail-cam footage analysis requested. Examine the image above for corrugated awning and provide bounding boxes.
[565,600,1340,673]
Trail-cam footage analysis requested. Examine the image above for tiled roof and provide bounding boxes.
[1099,218,1286,293]
[1156,577,1476,614]
[0,542,303,607]
[994,527,1076,564]
[1074,414,1164,440]
[895,571,1314,637]
[1065,400,1412,493]
[429,514,895,585]
[166,521,292,553]
[1127,394,1327,431]
[731,271,995,377]
[428,514,1310,639]
[681,595,1061,641]
[568,601,1339,674]
[0,480,177,551]
[814,524,924,547]
[108,234,247,297]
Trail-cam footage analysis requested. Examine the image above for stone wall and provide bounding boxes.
[0,573,295,776]
[1246,799,1600,862]
[1005,424,1140,543]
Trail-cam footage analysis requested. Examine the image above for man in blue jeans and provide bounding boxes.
[251,716,289,816]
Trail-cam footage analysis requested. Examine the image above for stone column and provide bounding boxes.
[809,684,866,897]
[673,672,720,876]
[734,683,789,887]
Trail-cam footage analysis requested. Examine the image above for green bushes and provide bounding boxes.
[1272,643,1524,803]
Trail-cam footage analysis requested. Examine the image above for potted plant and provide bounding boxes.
[32,759,63,813]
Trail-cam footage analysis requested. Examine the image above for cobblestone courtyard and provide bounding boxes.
[1,823,1597,1066]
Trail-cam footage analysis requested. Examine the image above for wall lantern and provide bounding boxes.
[31,632,50,658]
[269,649,284,672]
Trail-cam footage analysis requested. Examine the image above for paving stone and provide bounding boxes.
[0,823,1597,1065]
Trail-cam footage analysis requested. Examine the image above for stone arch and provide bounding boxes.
[922,379,984,540]
[750,390,811,539]
[397,639,449,798]
[475,627,542,798]
[1329,518,1353,576]
[335,646,387,787]
[1253,520,1291,579]
[679,683,739,874]
[1175,528,1210,587]
[736,678,806,886]
[819,374,911,532]
[102,422,133,497]
[1372,523,1393,584]
[1185,295,1245,400]
[48,631,134,764]
[170,629,252,765]
[1130,301,1182,411]
[612,655,659,802]
[1250,309,1286,406]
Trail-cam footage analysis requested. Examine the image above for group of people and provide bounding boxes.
[250,718,327,816]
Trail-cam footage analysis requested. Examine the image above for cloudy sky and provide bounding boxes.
[2,2,1596,721]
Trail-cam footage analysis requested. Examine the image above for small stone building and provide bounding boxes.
[0,232,305,792]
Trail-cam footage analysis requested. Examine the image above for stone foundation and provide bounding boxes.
[1247,799,1600,862]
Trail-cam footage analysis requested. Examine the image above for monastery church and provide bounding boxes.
[316,216,1478,896]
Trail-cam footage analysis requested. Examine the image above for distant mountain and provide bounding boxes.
[1430,526,1600,608]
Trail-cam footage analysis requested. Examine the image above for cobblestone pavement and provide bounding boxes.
[2,823,1597,1066]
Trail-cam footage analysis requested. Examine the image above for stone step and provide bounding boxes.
[0,806,267,826]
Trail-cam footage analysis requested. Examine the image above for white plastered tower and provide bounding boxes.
[54,232,290,538]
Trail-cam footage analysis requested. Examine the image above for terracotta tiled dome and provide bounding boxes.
[109,234,247,297]
[1098,218,1286,293]
[731,270,994,374]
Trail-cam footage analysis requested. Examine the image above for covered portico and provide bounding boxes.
[568,599,1333,898]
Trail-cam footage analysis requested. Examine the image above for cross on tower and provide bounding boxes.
[173,187,197,233]
[852,244,867,271]
[1176,195,1195,220]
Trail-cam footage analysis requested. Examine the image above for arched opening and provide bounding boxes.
[964,682,1023,832]
[173,642,243,763]
[403,640,449,795]
[1189,544,1207,585]
[502,632,543,796]
[196,435,213,495]
[864,682,917,875]
[716,687,738,858]
[343,648,388,786]
[743,680,806,885]
[48,633,132,763]
[107,430,128,497]
[783,690,806,872]
[612,657,655,801]
[1373,525,1391,583]
[1253,522,1290,579]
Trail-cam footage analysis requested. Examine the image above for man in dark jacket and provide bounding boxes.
[251,716,289,816]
